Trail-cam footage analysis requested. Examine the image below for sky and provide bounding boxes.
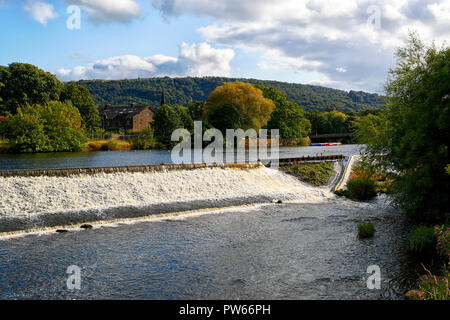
[0,0,449,94]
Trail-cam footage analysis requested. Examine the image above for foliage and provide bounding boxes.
[60,84,100,134]
[346,176,378,201]
[358,222,375,238]
[188,100,208,121]
[174,105,194,133]
[353,111,389,145]
[281,162,334,186]
[435,225,450,264]
[208,103,242,134]
[256,85,311,139]
[306,110,354,134]
[152,104,185,148]
[207,82,275,131]
[350,164,393,194]
[133,127,156,150]
[409,226,437,255]
[358,33,450,223]
[0,63,63,115]
[85,140,108,152]
[406,266,449,300]
[66,77,384,114]
[5,101,86,152]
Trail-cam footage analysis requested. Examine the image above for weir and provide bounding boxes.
[0,157,352,235]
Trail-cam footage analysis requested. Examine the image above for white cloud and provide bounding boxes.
[152,0,450,92]
[57,42,235,80]
[65,0,141,24]
[23,0,57,26]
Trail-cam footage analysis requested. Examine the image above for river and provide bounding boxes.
[0,145,362,170]
[0,196,416,300]
[0,143,418,300]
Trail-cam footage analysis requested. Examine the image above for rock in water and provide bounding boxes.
[56,229,68,233]
[80,224,93,229]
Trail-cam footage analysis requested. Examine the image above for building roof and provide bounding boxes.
[99,103,155,120]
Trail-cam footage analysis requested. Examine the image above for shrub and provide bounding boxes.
[346,176,377,200]
[85,140,108,152]
[435,225,450,264]
[409,226,437,255]
[406,266,449,300]
[358,222,375,238]
[133,127,155,150]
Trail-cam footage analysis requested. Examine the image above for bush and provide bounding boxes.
[133,127,155,150]
[346,176,377,200]
[358,222,375,238]
[409,226,437,255]
[85,140,108,152]
[102,139,121,151]
[406,266,449,300]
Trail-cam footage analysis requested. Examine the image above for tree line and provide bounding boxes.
[66,76,384,114]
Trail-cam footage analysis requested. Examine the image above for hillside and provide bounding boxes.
[68,77,385,113]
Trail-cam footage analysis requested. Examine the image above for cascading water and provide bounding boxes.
[0,166,337,234]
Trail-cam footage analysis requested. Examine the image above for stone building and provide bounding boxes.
[99,103,155,132]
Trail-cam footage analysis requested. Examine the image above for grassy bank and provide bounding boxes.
[280,162,334,186]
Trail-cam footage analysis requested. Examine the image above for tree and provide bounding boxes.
[152,104,184,148]
[5,101,87,153]
[188,100,208,121]
[0,63,63,115]
[360,32,450,222]
[206,82,275,131]
[173,105,194,133]
[256,85,311,139]
[208,104,242,134]
[60,84,100,134]
[133,127,155,150]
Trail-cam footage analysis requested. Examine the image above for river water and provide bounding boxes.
[0,143,418,299]
[0,196,417,300]
[0,145,362,170]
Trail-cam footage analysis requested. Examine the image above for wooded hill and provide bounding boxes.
[67,77,384,113]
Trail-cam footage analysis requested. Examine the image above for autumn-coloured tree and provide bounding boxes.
[206,82,275,131]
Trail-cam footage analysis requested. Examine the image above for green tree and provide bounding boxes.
[41,101,87,152]
[5,101,86,153]
[207,82,275,131]
[208,103,242,134]
[60,84,100,134]
[133,127,155,150]
[152,104,184,148]
[0,63,63,115]
[256,85,311,139]
[360,32,450,222]
[174,105,194,133]
[188,100,208,121]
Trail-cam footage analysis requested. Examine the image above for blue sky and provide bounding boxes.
[1,1,448,93]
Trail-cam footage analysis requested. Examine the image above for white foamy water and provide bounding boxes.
[0,167,333,217]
